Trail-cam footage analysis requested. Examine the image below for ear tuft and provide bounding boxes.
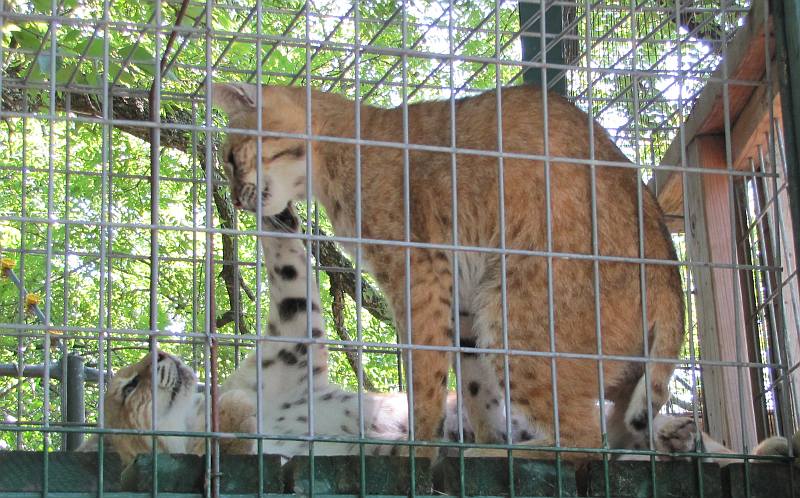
[211,82,260,115]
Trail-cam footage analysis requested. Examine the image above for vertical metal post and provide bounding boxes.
[519,0,565,95]
[65,354,85,450]
[775,0,800,278]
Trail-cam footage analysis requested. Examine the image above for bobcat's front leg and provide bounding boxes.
[393,248,454,458]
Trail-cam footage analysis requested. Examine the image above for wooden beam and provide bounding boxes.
[685,135,757,452]
[731,78,782,171]
[651,0,773,217]
[654,70,780,222]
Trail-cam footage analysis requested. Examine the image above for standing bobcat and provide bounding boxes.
[213,83,685,456]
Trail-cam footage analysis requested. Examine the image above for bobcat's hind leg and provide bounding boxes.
[456,312,510,444]
[392,248,454,458]
[471,257,604,460]
[218,389,257,455]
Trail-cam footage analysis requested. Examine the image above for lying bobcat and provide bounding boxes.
[212,82,685,456]
[78,206,530,464]
[76,346,794,466]
[79,204,793,468]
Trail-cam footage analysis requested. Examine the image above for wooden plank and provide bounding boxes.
[651,0,772,216]
[759,129,800,427]
[684,141,732,446]
[685,135,758,452]
[731,79,782,171]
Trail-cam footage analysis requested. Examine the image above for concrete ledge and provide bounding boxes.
[0,451,122,492]
[584,460,722,497]
[434,457,577,496]
[722,462,799,498]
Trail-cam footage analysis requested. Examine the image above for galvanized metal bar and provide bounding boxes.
[0,362,100,383]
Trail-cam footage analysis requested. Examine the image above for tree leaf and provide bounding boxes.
[76,37,106,59]
[12,29,41,51]
[31,0,53,13]
[121,44,155,64]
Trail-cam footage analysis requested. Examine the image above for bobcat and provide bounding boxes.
[75,350,255,465]
[217,204,533,457]
[212,82,685,456]
[77,206,530,464]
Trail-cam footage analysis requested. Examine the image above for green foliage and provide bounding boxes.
[0,0,748,451]
[0,0,523,451]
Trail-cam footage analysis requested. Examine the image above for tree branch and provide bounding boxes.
[1,85,395,333]
[331,279,377,391]
[311,226,394,326]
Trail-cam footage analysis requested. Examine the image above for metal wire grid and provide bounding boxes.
[736,118,800,440]
[0,0,794,494]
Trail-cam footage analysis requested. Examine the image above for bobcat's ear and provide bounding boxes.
[212,82,259,115]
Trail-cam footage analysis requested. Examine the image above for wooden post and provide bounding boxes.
[685,135,758,452]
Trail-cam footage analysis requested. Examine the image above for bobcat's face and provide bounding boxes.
[221,137,307,217]
[214,83,309,217]
[104,350,197,433]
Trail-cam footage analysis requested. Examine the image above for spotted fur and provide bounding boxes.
[224,203,533,457]
[78,206,784,465]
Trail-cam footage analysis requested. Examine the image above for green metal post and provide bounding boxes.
[65,353,85,450]
[519,0,566,95]
[775,0,800,270]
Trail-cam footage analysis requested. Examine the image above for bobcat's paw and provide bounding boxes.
[654,416,697,454]
[624,380,653,434]
[754,436,791,457]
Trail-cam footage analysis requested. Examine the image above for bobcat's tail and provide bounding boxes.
[623,263,685,435]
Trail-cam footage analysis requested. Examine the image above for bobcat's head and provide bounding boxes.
[79,351,198,465]
[213,83,310,217]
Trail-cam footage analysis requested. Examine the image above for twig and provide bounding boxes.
[330,281,377,391]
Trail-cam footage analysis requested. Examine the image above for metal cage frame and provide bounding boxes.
[1,0,800,495]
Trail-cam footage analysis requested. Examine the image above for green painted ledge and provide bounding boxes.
[722,462,800,498]
[1,451,798,497]
[121,454,283,494]
[0,451,123,492]
[284,455,431,495]
[434,457,577,496]
[583,460,722,498]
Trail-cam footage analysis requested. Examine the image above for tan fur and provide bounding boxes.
[213,84,685,458]
[76,351,199,466]
[77,352,255,466]
[753,430,800,460]
[186,389,258,456]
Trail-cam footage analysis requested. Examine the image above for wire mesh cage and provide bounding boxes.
[1,0,799,495]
